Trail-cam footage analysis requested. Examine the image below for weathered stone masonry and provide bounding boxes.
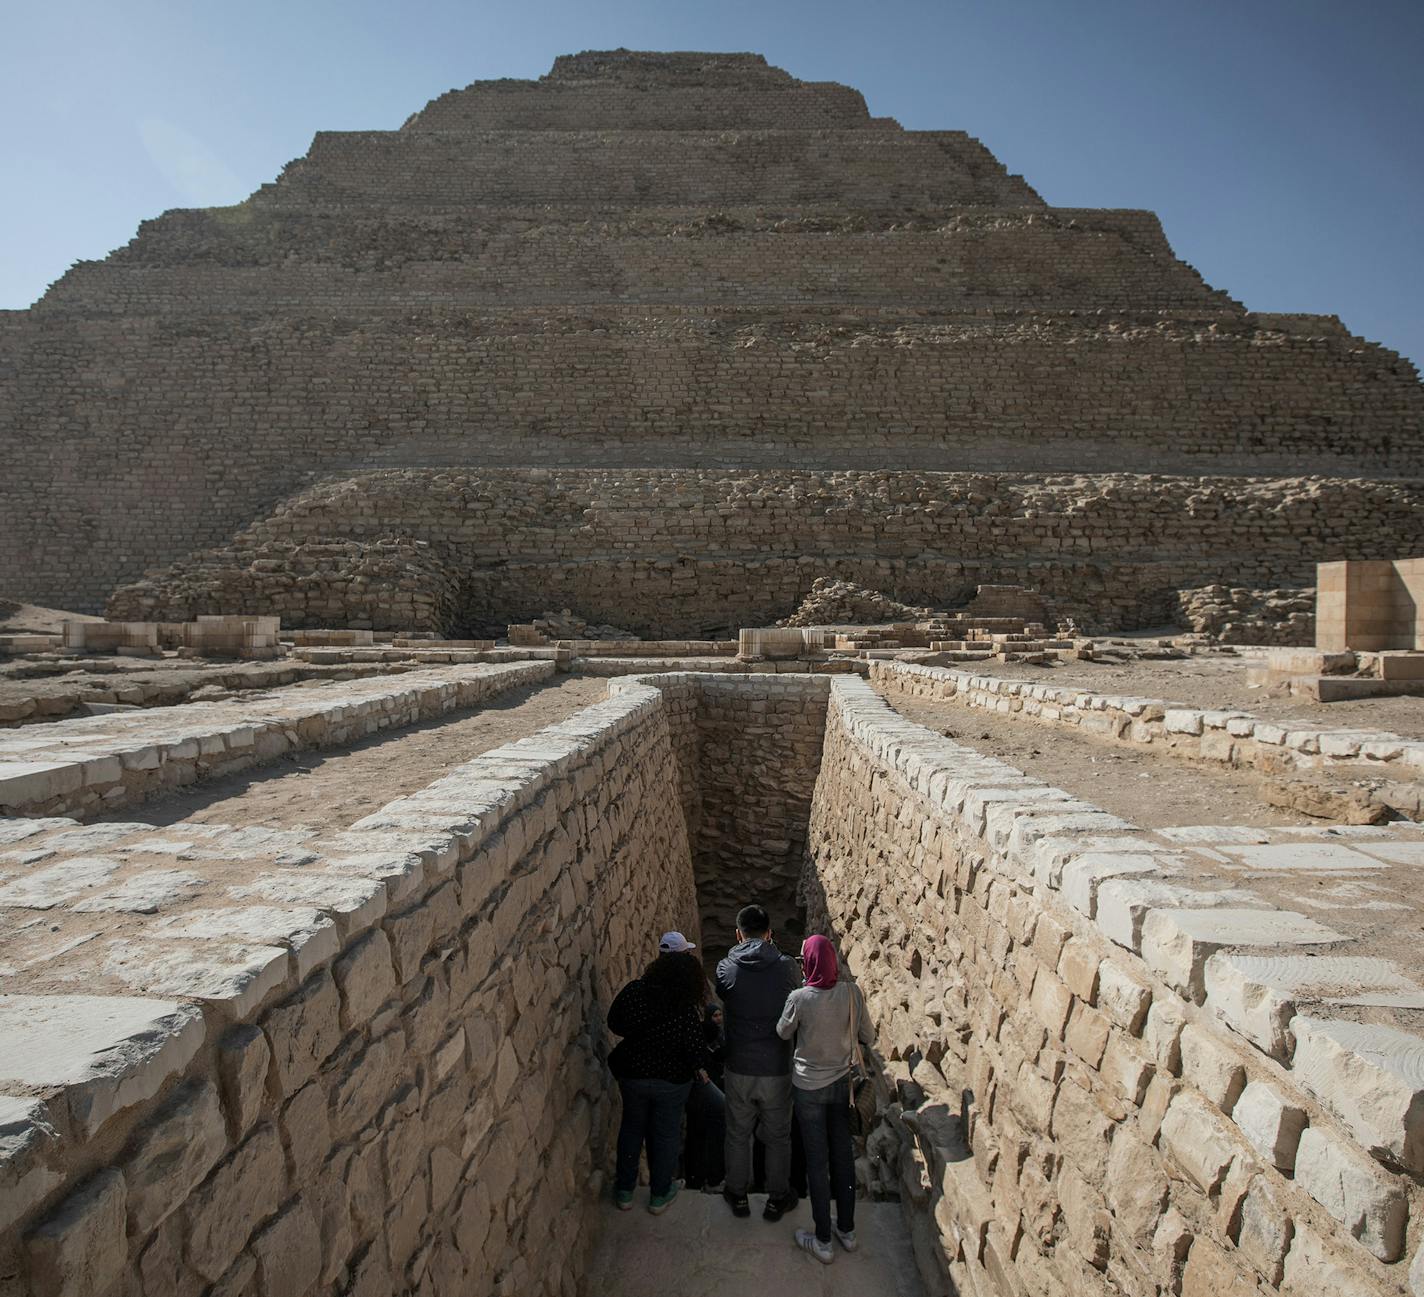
[4,50,1421,620]
[106,469,1424,637]
[8,670,1423,1296]
[0,683,699,1297]
[803,677,1424,1297]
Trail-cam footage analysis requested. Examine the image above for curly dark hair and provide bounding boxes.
[642,950,708,1011]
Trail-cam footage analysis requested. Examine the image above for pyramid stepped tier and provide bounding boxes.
[404,51,890,131]
[38,207,1237,313]
[2,49,1421,618]
[105,468,1424,636]
[251,128,1041,209]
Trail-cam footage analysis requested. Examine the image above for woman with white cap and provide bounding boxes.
[606,930,709,1214]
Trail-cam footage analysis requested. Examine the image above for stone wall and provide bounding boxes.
[0,681,698,1297]
[611,673,829,951]
[803,676,1424,1296]
[104,470,1424,637]
[40,209,1230,314]
[869,659,1424,819]
[0,660,554,820]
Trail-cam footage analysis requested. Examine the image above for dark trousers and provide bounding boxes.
[683,1077,725,1188]
[794,1077,856,1244]
[616,1077,692,1196]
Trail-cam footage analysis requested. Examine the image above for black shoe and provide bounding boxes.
[763,1192,798,1222]
[723,1189,751,1218]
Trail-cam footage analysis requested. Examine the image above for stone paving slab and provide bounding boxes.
[0,660,554,819]
[586,1193,924,1296]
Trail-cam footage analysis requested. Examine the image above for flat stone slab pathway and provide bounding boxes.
[586,1191,925,1296]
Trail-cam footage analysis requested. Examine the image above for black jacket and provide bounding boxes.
[606,978,708,1085]
[715,939,802,1076]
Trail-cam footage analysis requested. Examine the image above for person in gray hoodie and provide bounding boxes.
[715,904,802,1221]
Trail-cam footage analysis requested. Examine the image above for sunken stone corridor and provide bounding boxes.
[3,48,1424,1297]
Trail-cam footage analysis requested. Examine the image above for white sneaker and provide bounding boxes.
[795,1228,834,1265]
[834,1226,859,1252]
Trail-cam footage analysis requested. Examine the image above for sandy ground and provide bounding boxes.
[957,648,1424,740]
[99,675,610,831]
[880,688,1317,830]
[0,600,102,634]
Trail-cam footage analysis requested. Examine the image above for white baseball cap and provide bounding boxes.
[659,930,697,953]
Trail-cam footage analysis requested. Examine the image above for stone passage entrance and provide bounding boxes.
[3,668,1424,1296]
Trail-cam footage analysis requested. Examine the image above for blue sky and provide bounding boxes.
[4,0,1422,366]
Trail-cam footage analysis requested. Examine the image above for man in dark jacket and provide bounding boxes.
[715,903,802,1220]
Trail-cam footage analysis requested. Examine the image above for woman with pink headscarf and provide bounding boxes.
[775,934,874,1266]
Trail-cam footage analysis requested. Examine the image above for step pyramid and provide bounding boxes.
[3,50,1421,634]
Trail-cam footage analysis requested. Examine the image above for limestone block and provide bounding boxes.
[1290,1016,1424,1172]
[262,972,341,1094]
[1164,709,1204,736]
[104,939,290,1019]
[1143,997,1187,1072]
[1029,970,1073,1037]
[329,1029,405,1138]
[231,871,388,939]
[0,1095,61,1235]
[156,906,339,981]
[1230,1080,1306,1172]
[279,1082,330,1184]
[1292,1126,1406,1261]
[73,869,204,914]
[1094,879,1205,952]
[1158,1092,1238,1194]
[1051,1080,1113,1182]
[1180,1236,1259,1297]
[1097,961,1151,1034]
[1103,1132,1168,1245]
[1140,908,1344,1001]
[384,904,436,984]
[0,761,84,811]
[25,1168,126,1297]
[0,994,203,1136]
[1234,1174,1291,1286]
[334,929,397,1028]
[218,1024,272,1139]
[122,1081,227,1234]
[1057,938,1101,1003]
[184,1124,286,1281]
[0,855,120,908]
[1178,1023,1246,1112]
[1220,842,1387,873]
[251,1197,321,1297]
[1099,1032,1153,1107]
[1283,1221,1395,1297]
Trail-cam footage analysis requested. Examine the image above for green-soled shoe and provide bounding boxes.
[648,1181,682,1215]
[615,1189,634,1211]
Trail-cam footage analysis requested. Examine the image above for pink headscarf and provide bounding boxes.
[802,935,839,989]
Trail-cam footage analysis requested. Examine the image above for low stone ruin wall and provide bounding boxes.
[0,660,422,728]
[0,660,554,820]
[0,681,698,1297]
[804,676,1424,1296]
[103,469,1424,638]
[870,660,1424,818]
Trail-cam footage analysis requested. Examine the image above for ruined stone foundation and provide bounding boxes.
[1,50,1420,628]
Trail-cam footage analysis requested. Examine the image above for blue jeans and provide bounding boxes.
[616,1077,693,1196]
[794,1077,855,1243]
